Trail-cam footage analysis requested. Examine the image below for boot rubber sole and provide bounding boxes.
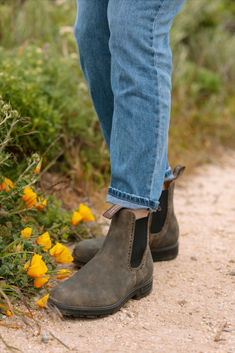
[74,242,179,267]
[48,277,153,318]
[151,242,179,262]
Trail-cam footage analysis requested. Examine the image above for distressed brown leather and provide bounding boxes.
[150,165,185,249]
[73,237,105,265]
[150,180,178,249]
[49,208,153,309]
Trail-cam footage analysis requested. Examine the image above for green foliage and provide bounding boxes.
[171,0,235,87]
[0,0,109,185]
[0,43,110,184]
[168,0,235,164]
[0,44,106,170]
[0,99,97,311]
[0,0,77,51]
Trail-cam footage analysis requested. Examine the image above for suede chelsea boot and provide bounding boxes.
[48,207,153,318]
[72,165,185,266]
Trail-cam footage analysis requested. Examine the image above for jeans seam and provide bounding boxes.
[107,190,160,209]
[107,188,158,208]
[148,0,166,200]
[108,186,151,202]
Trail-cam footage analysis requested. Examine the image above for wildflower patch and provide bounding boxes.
[0,98,95,317]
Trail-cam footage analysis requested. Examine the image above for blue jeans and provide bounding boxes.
[74,0,185,210]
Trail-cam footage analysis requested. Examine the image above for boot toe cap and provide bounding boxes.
[72,237,105,264]
[49,279,75,307]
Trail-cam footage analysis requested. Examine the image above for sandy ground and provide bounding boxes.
[0,150,235,353]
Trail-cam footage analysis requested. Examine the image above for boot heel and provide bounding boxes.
[133,280,153,300]
[151,242,179,262]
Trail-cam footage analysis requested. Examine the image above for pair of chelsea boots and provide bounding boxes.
[73,165,185,265]
[48,165,185,318]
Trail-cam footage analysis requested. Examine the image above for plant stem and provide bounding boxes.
[1,251,34,259]
[0,334,22,352]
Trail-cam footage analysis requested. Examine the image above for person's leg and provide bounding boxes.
[106,0,185,210]
[74,0,174,182]
[74,0,112,148]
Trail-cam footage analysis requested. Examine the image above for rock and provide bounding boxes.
[190,256,198,261]
[228,271,235,276]
[41,332,49,344]
[178,299,187,306]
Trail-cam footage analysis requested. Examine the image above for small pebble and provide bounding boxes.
[191,256,198,261]
[178,299,187,306]
[228,271,235,276]
[41,332,49,344]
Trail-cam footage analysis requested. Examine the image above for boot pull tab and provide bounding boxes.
[173,165,186,180]
[103,204,123,219]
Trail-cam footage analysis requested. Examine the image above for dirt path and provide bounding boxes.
[1,151,235,353]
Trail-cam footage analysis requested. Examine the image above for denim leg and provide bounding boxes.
[106,0,185,210]
[73,0,183,210]
[74,0,113,148]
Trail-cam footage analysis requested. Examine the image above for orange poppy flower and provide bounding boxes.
[21,227,32,238]
[71,204,95,226]
[27,254,48,278]
[36,232,51,252]
[0,177,14,192]
[35,197,47,211]
[22,187,47,210]
[37,294,49,308]
[35,159,42,174]
[78,203,95,221]
[6,310,12,317]
[50,243,74,264]
[34,275,50,288]
[71,211,83,226]
[57,269,71,280]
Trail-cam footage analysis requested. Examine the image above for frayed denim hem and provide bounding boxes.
[106,187,159,211]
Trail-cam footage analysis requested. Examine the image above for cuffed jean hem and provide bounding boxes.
[106,187,159,211]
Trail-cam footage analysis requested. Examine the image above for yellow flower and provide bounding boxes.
[49,242,64,256]
[34,275,50,288]
[22,187,47,211]
[35,197,47,211]
[37,294,49,308]
[6,310,12,317]
[57,269,71,280]
[36,232,51,252]
[71,211,83,226]
[0,177,14,192]
[23,186,35,195]
[22,187,37,208]
[35,158,42,174]
[21,227,32,239]
[23,260,30,270]
[78,203,95,221]
[71,204,95,226]
[55,247,74,264]
[27,254,48,278]
[50,243,74,264]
